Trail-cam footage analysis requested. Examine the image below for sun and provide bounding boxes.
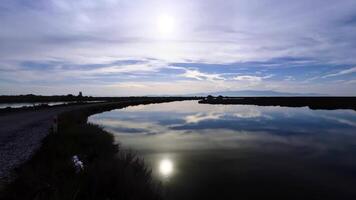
[156,14,175,36]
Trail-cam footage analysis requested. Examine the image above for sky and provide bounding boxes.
[0,0,356,96]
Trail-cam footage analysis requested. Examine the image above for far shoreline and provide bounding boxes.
[199,96,356,111]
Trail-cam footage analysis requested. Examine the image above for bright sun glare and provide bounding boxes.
[159,159,173,176]
[156,15,175,36]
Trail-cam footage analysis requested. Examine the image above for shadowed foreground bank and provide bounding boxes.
[199,96,356,111]
[1,98,195,200]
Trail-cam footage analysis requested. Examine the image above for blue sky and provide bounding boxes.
[0,0,355,96]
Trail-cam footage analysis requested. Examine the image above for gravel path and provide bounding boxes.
[0,104,107,187]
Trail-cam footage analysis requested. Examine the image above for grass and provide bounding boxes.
[0,99,190,200]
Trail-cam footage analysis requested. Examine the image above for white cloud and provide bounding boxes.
[234,75,262,82]
[284,76,295,81]
[322,67,356,78]
[233,75,273,82]
[85,60,167,75]
[180,69,225,81]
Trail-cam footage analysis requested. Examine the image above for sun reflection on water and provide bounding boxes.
[159,159,174,177]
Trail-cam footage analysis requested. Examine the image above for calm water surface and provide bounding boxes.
[0,101,105,109]
[0,102,68,109]
[89,101,356,199]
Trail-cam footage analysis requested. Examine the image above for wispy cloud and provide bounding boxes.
[322,66,356,78]
[180,69,225,81]
[234,75,262,82]
[233,75,273,82]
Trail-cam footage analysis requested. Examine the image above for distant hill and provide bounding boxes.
[190,90,324,97]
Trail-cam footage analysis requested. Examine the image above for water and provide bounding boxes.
[0,102,67,109]
[88,101,356,199]
[0,101,105,109]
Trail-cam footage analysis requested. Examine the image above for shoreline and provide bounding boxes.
[1,97,196,200]
[199,97,356,111]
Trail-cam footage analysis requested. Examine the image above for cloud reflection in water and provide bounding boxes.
[88,101,356,153]
[88,101,356,198]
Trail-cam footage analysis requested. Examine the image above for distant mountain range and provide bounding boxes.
[190,90,324,97]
